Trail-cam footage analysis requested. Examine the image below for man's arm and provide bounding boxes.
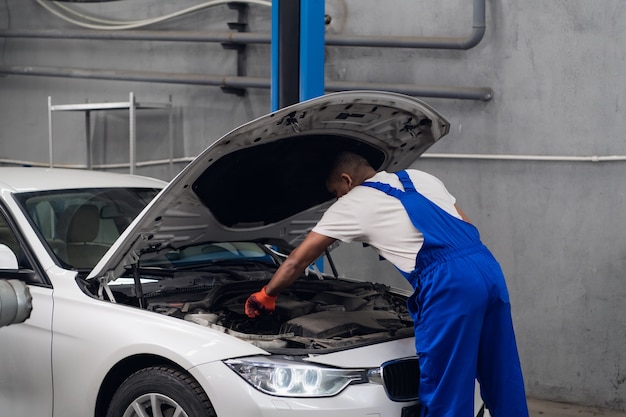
[264,231,336,296]
[245,231,336,317]
[455,204,472,223]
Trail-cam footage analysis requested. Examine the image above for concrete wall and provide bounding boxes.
[1,0,625,411]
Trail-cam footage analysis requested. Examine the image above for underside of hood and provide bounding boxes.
[89,91,449,281]
[193,92,449,228]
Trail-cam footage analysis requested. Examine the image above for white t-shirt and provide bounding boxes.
[312,170,461,273]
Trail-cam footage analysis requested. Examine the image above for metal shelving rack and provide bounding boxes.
[47,92,173,175]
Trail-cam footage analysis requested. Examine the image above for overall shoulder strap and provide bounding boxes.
[360,171,412,199]
[395,170,417,192]
[360,180,404,198]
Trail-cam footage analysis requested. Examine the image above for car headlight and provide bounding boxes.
[224,356,369,397]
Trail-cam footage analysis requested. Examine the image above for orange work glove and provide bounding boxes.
[245,286,277,318]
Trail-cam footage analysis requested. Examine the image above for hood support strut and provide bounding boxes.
[132,262,146,309]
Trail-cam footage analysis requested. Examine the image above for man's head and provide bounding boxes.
[326,151,377,199]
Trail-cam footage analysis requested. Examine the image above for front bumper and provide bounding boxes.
[190,361,419,417]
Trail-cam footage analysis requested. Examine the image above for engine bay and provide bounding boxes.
[106,266,414,353]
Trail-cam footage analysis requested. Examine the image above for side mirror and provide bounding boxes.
[0,243,18,269]
[0,244,33,328]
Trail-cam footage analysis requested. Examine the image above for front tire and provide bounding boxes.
[106,366,216,417]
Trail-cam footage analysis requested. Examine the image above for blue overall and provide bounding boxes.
[362,171,528,417]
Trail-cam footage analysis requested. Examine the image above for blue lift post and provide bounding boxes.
[271,0,326,271]
[272,0,300,110]
[270,0,280,110]
[271,0,325,107]
[299,0,325,102]
[299,0,325,271]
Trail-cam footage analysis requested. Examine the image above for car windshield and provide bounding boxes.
[14,187,160,270]
[108,242,280,291]
[141,241,279,269]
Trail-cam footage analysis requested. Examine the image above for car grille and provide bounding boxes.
[381,357,420,402]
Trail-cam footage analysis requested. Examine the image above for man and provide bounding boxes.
[245,151,528,417]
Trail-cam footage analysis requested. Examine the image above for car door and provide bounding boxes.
[0,207,54,417]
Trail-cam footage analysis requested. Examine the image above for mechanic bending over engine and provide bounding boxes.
[245,151,529,417]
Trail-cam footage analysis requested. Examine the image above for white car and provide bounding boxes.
[0,91,488,417]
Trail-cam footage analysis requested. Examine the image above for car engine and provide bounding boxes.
[111,271,415,353]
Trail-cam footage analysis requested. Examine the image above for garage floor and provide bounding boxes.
[528,398,626,417]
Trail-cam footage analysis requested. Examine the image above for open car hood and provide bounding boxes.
[88,91,449,281]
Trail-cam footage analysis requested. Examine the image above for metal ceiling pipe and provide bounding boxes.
[326,80,492,101]
[327,0,485,50]
[0,65,491,100]
[0,0,485,50]
[0,65,270,88]
[0,29,272,44]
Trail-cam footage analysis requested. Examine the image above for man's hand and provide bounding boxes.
[245,232,335,318]
[245,286,277,318]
